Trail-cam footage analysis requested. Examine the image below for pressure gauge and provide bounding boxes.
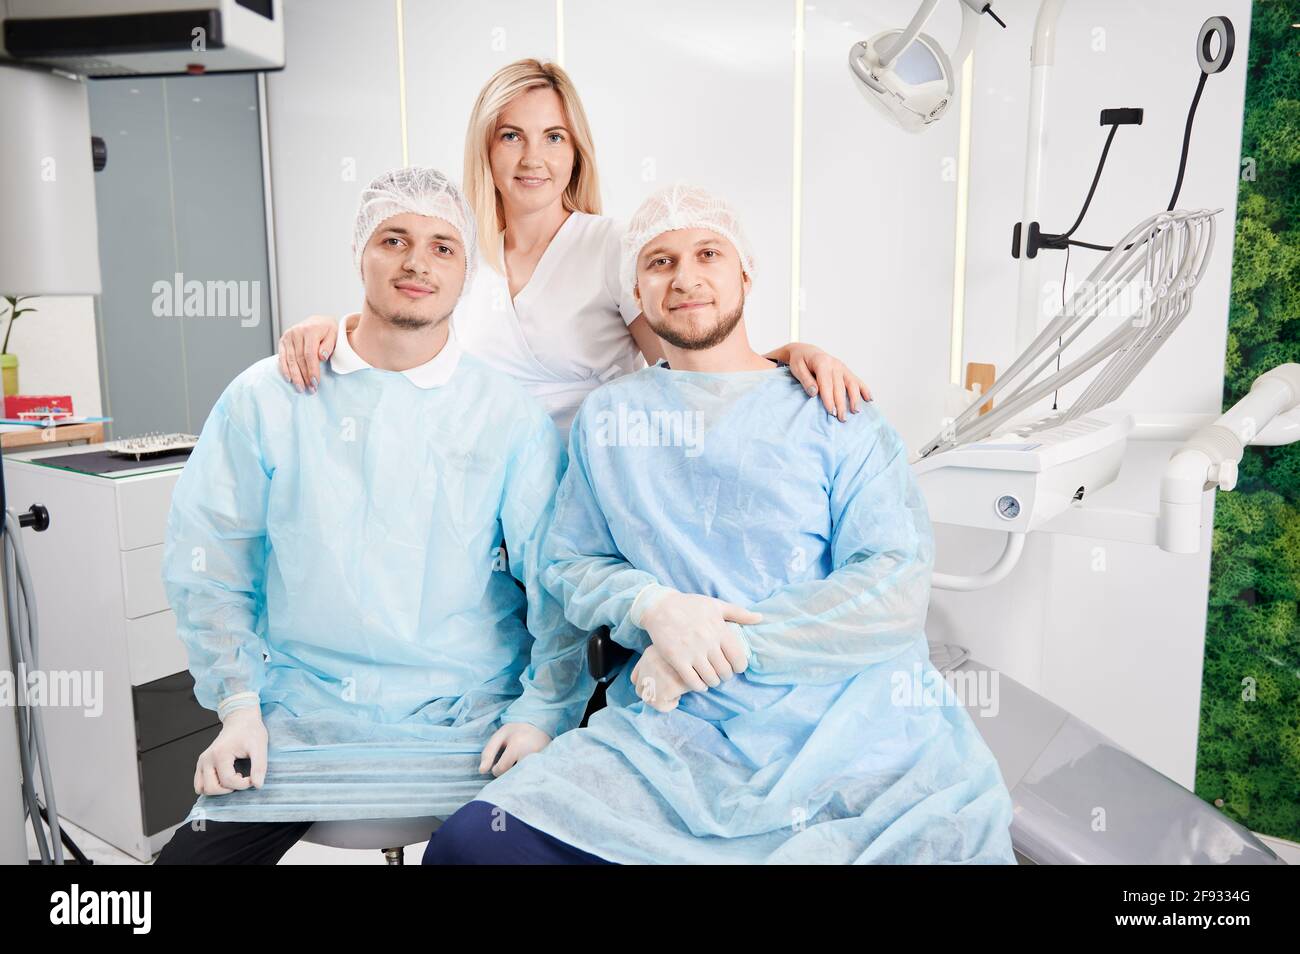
[995,494,1021,521]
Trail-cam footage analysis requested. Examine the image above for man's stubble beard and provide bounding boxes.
[648,299,744,351]
[365,289,454,332]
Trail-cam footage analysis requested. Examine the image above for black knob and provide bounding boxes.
[18,504,49,532]
[91,136,107,172]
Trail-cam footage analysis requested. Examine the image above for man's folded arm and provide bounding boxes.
[162,390,271,717]
[732,414,936,685]
[538,405,660,655]
[498,418,599,738]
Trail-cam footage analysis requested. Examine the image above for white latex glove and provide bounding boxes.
[194,707,268,795]
[629,644,691,713]
[631,585,759,691]
[479,722,551,778]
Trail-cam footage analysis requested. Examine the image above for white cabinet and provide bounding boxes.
[3,444,215,861]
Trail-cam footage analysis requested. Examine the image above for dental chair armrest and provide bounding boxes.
[587,627,632,683]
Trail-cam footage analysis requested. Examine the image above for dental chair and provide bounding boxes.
[301,817,441,865]
[935,646,1281,864]
[586,631,1284,865]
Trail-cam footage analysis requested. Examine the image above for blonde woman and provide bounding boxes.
[278,59,871,433]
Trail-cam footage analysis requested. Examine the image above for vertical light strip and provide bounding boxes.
[789,0,805,342]
[555,0,565,66]
[949,52,975,385]
[160,80,192,433]
[256,73,282,344]
[395,0,409,165]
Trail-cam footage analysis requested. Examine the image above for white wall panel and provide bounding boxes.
[266,0,404,331]
[565,0,796,353]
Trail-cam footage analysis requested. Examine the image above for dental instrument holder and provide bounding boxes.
[913,11,1265,580]
[1011,109,1144,261]
[926,207,1220,457]
[1010,16,1233,261]
[1010,10,1235,351]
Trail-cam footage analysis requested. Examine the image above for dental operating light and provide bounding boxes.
[848,0,1005,132]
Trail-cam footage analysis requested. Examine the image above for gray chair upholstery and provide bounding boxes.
[302,816,442,864]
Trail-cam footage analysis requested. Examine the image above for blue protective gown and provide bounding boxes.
[475,362,1017,863]
[163,351,592,823]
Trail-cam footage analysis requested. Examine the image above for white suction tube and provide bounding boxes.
[932,531,1027,591]
[1160,363,1300,552]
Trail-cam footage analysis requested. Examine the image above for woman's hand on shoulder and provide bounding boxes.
[768,342,871,422]
[277,315,341,393]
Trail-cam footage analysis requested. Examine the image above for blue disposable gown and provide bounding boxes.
[476,363,1016,863]
[163,354,592,823]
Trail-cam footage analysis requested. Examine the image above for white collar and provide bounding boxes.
[328,316,462,388]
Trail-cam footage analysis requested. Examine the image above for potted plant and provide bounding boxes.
[1,294,36,397]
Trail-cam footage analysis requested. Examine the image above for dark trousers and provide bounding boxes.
[154,820,315,865]
[423,800,613,865]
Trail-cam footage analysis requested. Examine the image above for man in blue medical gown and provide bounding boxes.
[425,184,1017,864]
[155,168,592,864]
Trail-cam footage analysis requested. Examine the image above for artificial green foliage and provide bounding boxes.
[1196,0,1300,841]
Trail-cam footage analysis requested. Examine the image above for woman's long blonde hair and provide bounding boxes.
[463,58,602,274]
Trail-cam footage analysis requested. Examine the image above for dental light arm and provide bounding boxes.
[876,0,996,71]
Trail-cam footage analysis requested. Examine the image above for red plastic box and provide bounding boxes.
[5,395,74,420]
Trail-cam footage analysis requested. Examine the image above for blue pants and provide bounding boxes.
[424,800,613,865]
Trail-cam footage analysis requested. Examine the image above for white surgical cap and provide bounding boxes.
[353,167,478,292]
[620,183,756,300]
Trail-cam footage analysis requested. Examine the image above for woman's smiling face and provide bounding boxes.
[489,85,576,216]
